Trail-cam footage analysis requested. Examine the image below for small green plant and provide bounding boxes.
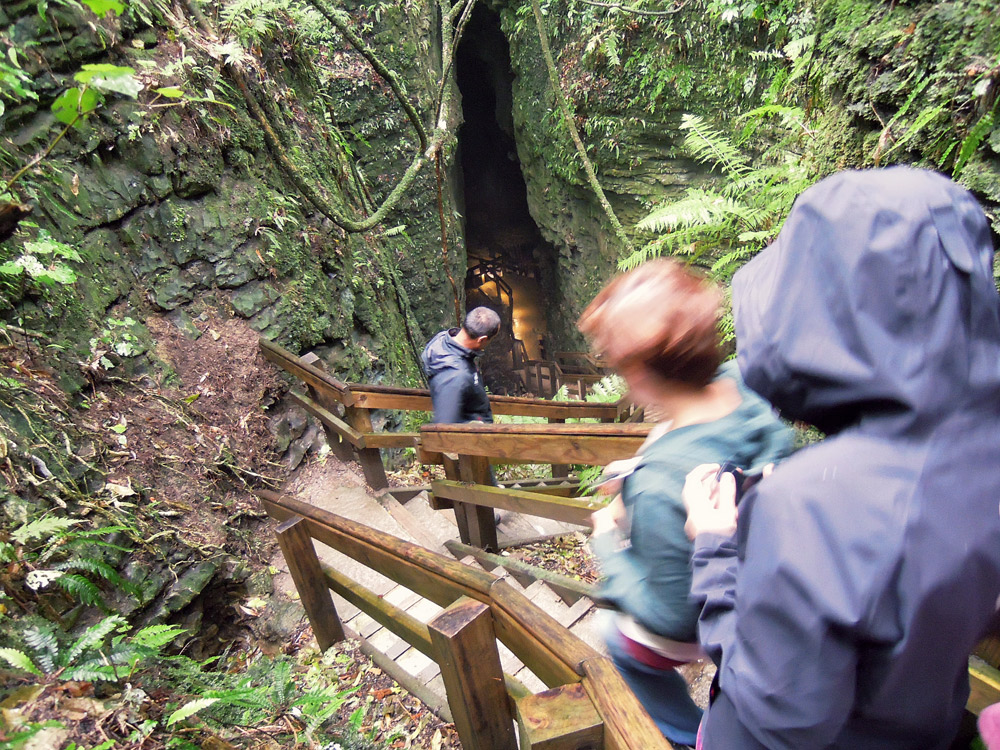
[0,615,184,683]
[2,514,139,610]
[0,230,82,288]
[87,316,147,373]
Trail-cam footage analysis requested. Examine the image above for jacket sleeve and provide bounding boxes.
[429,368,469,424]
[694,490,860,750]
[690,532,739,669]
[590,485,699,640]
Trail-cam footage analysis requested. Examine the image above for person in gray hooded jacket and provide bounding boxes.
[683,167,1000,749]
[421,307,500,424]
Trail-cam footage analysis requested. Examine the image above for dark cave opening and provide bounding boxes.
[455,5,556,394]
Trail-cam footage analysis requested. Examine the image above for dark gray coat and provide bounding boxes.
[421,328,493,424]
[692,167,1000,749]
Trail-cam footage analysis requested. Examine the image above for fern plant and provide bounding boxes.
[623,113,814,281]
[4,514,140,610]
[0,615,184,683]
[619,114,812,281]
[163,653,356,739]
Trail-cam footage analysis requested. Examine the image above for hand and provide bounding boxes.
[683,463,738,540]
[590,494,626,536]
[595,457,640,497]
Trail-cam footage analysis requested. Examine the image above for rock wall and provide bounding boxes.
[0,0,466,391]
[3,0,997,382]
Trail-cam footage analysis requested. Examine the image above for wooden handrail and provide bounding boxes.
[261,337,620,419]
[259,490,599,683]
[421,422,651,466]
[260,490,493,603]
[431,480,602,526]
[260,338,353,403]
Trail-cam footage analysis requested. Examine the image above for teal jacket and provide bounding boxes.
[590,362,793,642]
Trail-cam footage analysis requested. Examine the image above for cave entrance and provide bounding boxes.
[455,4,554,394]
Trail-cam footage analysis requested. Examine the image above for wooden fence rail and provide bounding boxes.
[259,337,630,493]
[258,489,673,750]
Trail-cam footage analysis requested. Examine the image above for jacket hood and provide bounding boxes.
[421,329,475,379]
[733,167,1000,434]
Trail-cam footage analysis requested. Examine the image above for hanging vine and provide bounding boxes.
[529,0,635,254]
[174,0,480,357]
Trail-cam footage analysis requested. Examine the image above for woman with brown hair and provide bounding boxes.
[579,258,792,747]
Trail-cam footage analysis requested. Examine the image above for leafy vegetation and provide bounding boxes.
[625,111,814,281]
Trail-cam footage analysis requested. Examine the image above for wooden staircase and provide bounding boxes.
[275,481,605,718]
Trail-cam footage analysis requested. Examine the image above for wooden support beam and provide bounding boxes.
[429,597,518,750]
[515,683,603,750]
[431,480,601,527]
[364,431,420,449]
[548,417,569,479]
[445,540,596,605]
[275,516,344,650]
[442,454,470,539]
[458,454,499,552]
[499,479,583,498]
[319,564,433,658]
[344,405,389,490]
[421,423,650,466]
[580,657,673,750]
[289,390,365,448]
[968,657,1000,715]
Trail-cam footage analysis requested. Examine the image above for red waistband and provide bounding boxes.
[618,631,690,670]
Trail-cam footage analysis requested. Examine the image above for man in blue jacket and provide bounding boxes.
[683,167,1000,749]
[421,307,500,424]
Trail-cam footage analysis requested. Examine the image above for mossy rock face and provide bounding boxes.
[812,0,1000,228]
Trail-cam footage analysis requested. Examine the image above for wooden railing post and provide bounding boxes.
[548,417,569,479]
[300,353,354,461]
[429,597,517,750]
[275,516,345,650]
[343,405,389,490]
[458,453,499,551]
[515,683,603,750]
[442,453,471,541]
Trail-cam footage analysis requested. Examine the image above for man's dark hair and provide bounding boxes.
[463,307,501,339]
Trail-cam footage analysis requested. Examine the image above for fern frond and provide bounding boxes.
[62,662,121,682]
[680,114,749,176]
[953,111,994,178]
[168,698,219,726]
[132,624,187,650]
[24,622,60,672]
[636,189,735,233]
[0,647,42,676]
[63,615,126,668]
[12,517,80,545]
[55,573,105,608]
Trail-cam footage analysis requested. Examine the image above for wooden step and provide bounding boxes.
[379,492,450,555]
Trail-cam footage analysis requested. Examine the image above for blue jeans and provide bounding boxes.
[603,618,703,746]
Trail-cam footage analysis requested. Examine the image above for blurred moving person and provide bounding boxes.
[579,259,793,747]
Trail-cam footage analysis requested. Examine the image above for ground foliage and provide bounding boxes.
[0,310,464,749]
